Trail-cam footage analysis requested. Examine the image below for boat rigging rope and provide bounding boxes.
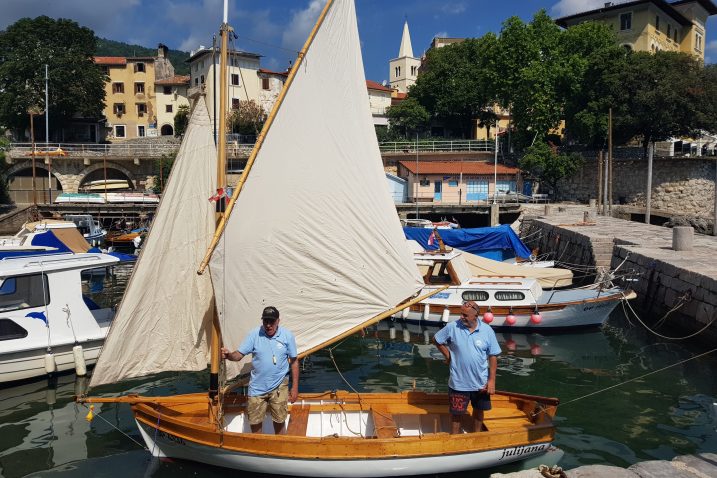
[534,346,717,418]
[79,402,148,450]
[39,262,51,352]
[62,304,78,344]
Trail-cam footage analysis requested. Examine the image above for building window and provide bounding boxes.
[466,179,489,201]
[0,274,49,313]
[462,291,489,302]
[113,103,125,115]
[495,291,525,301]
[231,98,240,109]
[138,125,146,137]
[695,32,703,52]
[135,82,145,94]
[655,15,660,32]
[231,73,239,86]
[200,75,205,84]
[262,77,270,90]
[114,125,126,138]
[620,12,632,31]
[395,66,401,78]
[135,62,146,73]
[166,104,173,113]
[0,319,28,341]
[100,66,109,76]
[674,30,679,42]
[137,103,147,116]
[195,77,199,86]
[496,180,517,194]
[448,180,458,187]
[667,24,671,38]
[163,86,172,95]
[112,82,124,94]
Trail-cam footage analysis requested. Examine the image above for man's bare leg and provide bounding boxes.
[450,415,462,434]
[473,409,485,432]
[250,423,262,433]
[273,421,285,435]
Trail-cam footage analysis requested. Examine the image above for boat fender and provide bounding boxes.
[73,344,87,376]
[389,326,396,340]
[401,307,409,320]
[483,307,494,324]
[530,344,542,356]
[44,352,57,374]
[46,387,57,406]
[505,339,517,351]
[402,327,410,343]
[423,329,430,345]
[441,307,451,323]
[505,308,517,326]
[424,304,431,321]
[530,310,542,325]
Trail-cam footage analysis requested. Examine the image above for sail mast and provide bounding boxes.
[197,0,336,274]
[209,0,231,402]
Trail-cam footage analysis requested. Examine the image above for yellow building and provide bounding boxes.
[555,0,717,60]
[95,44,177,140]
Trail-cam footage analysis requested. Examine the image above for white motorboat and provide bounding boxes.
[400,248,635,330]
[0,253,119,383]
[64,214,107,246]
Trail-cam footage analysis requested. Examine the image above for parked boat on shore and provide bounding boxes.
[400,248,635,331]
[0,253,119,383]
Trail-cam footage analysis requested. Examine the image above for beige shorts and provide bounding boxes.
[246,379,289,425]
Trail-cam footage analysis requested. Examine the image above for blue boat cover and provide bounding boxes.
[88,247,137,262]
[403,225,532,260]
[30,230,73,253]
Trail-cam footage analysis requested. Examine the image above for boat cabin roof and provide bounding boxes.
[0,253,118,276]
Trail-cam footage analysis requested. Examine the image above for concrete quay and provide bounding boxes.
[490,453,717,478]
[520,205,717,343]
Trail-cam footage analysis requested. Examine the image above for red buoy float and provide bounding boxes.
[530,310,542,324]
[505,308,517,326]
[482,307,494,324]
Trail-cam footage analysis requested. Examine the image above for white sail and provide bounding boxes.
[90,98,217,387]
[210,0,424,370]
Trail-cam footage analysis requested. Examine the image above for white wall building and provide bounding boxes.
[155,75,190,136]
[367,80,392,126]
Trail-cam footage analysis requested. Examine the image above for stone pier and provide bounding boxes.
[520,205,717,343]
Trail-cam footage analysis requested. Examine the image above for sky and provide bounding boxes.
[1,0,715,83]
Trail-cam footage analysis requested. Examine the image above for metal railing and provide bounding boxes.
[7,142,179,158]
[379,140,495,153]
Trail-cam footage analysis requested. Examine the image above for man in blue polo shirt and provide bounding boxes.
[433,300,501,434]
[221,306,299,434]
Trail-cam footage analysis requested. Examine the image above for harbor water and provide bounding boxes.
[1,264,716,477]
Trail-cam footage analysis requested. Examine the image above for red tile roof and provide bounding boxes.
[94,56,127,65]
[155,75,190,85]
[399,161,520,175]
[366,80,392,92]
[259,68,288,77]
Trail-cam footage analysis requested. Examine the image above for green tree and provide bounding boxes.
[174,104,190,136]
[615,51,703,150]
[410,35,499,138]
[0,16,105,136]
[227,100,267,136]
[694,64,717,134]
[385,97,430,138]
[519,141,583,194]
[0,136,12,203]
[153,151,176,194]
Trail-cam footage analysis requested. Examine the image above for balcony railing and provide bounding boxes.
[379,140,495,153]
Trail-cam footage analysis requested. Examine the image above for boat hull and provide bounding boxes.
[136,418,551,477]
[0,339,104,383]
[127,391,557,477]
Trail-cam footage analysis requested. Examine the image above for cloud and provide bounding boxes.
[440,3,466,15]
[281,0,327,52]
[550,0,630,17]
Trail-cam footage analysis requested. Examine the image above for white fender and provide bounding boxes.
[44,353,56,374]
[402,327,410,343]
[441,307,450,323]
[73,344,87,376]
[423,304,431,321]
[401,307,409,320]
[389,326,396,340]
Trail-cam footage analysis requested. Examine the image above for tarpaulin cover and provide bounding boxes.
[403,225,532,260]
[29,230,72,253]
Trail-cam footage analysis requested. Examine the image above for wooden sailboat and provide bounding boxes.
[79,1,559,475]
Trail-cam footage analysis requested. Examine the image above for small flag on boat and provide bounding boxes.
[208,188,227,202]
[427,231,436,246]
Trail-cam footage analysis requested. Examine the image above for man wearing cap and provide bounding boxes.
[433,300,501,434]
[221,306,299,434]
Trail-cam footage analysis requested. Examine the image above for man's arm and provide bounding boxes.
[221,347,244,362]
[486,355,497,394]
[433,337,451,364]
[289,357,299,403]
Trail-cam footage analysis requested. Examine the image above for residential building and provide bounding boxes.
[555,0,717,59]
[367,80,393,126]
[397,160,521,203]
[155,75,190,136]
[187,46,262,124]
[389,21,421,93]
[95,44,176,140]
[257,69,288,114]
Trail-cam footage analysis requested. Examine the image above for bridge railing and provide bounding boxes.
[7,142,180,158]
[379,140,494,153]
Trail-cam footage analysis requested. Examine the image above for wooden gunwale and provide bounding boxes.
[131,391,557,460]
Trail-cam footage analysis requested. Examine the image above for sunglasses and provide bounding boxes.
[462,301,479,312]
[262,318,278,324]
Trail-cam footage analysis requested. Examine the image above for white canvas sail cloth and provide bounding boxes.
[211,0,424,374]
[91,98,217,387]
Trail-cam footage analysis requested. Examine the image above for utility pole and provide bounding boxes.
[415,131,419,219]
[29,110,37,206]
[608,107,613,215]
[45,65,51,203]
[597,150,603,215]
[493,120,498,204]
[646,141,653,225]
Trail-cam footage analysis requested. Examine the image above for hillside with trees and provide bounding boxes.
[95,38,190,75]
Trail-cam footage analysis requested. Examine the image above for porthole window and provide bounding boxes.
[0,319,28,341]
[462,291,489,302]
[495,291,525,301]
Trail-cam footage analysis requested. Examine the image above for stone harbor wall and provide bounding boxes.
[557,155,716,219]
